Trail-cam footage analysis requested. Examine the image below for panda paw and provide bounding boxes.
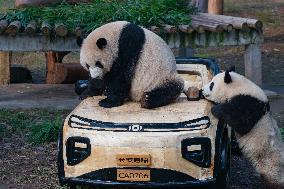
[140,93,150,108]
[99,98,123,108]
[79,93,90,100]
[211,105,223,118]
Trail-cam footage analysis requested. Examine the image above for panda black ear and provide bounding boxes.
[96,38,107,50]
[77,37,84,47]
[224,71,232,84]
[229,66,236,72]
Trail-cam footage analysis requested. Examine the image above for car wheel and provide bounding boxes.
[215,128,231,189]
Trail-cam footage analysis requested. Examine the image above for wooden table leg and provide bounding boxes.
[244,43,262,86]
[0,51,11,85]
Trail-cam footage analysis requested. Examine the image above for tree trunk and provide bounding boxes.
[191,0,208,13]
[208,0,224,15]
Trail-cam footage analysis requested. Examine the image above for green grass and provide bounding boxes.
[1,0,196,33]
[0,109,69,144]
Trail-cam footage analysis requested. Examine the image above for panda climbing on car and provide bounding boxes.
[77,21,188,109]
[201,68,284,189]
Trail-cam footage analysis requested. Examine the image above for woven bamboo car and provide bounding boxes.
[58,58,231,188]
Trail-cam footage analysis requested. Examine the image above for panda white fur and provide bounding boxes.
[202,70,284,189]
[78,21,185,109]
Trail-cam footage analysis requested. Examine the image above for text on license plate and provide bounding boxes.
[117,169,151,182]
[116,154,151,166]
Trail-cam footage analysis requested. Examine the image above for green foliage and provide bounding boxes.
[0,109,69,145]
[29,116,62,144]
[2,0,197,33]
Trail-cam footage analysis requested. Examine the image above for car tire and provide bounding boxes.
[215,128,231,189]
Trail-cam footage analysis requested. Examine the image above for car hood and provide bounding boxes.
[69,96,213,124]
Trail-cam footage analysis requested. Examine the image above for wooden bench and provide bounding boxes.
[0,13,263,85]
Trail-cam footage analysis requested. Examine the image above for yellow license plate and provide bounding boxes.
[117,169,150,182]
[116,154,151,166]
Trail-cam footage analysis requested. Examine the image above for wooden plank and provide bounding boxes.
[0,51,10,85]
[0,35,80,51]
[244,43,262,86]
[0,29,263,51]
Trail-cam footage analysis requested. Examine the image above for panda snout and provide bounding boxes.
[201,88,210,98]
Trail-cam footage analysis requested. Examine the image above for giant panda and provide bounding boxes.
[78,21,186,109]
[201,70,284,189]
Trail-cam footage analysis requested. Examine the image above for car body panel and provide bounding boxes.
[58,62,230,187]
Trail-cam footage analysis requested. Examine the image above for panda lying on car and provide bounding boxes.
[202,69,284,189]
[77,21,191,109]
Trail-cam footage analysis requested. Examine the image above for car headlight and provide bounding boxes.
[181,137,211,168]
[66,137,91,166]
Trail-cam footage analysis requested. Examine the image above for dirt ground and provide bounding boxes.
[0,0,284,189]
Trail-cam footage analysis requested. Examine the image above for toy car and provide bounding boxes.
[58,58,231,188]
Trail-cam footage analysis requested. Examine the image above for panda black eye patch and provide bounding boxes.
[95,61,104,69]
[210,82,214,91]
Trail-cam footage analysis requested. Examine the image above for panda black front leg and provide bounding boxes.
[99,89,126,108]
[99,97,124,108]
[99,77,129,108]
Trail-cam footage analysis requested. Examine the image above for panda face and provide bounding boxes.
[80,23,122,79]
[202,70,268,104]
[80,36,115,79]
[202,71,234,103]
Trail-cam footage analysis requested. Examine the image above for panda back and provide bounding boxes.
[130,28,178,101]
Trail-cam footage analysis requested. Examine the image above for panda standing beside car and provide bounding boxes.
[202,69,284,189]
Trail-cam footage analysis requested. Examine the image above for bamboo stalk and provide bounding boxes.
[6,21,21,36]
[55,23,68,37]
